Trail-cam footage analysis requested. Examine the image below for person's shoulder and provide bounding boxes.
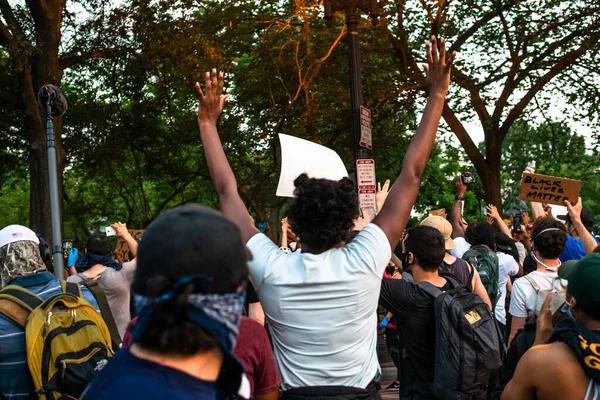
[66,274,83,283]
[511,275,534,293]
[524,342,579,373]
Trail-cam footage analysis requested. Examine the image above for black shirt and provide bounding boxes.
[379,277,454,388]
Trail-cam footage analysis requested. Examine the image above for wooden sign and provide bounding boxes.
[518,173,581,206]
[114,229,144,263]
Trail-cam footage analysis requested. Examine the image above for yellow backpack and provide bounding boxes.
[0,281,114,399]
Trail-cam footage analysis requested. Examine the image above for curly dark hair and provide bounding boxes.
[532,217,567,259]
[287,174,359,251]
[470,222,496,250]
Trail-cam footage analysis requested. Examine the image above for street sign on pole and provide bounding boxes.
[359,106,372,150]
[357,159,376,215]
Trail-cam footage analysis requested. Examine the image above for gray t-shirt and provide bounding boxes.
[67,261,136,338]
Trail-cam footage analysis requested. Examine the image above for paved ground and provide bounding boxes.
[379,363,399,399]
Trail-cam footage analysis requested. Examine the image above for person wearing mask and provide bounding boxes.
[0,225,100,399]
[67,223,137,338]
[502,254,600,399]
[508,217,567,346]
[196,38,456,396]
[82,205,251,399]
[469,222,521,333]
[420,215,492,310]
[379,226,456,399]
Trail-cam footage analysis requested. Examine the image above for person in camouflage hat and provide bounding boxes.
[0,225,47,288]
[0,225,100,398]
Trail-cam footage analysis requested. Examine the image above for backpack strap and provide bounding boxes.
[523,275,542,292]
[61,280,82,297]
[0,285,44,327]
[417,281,444,299]
[81,279,122,348]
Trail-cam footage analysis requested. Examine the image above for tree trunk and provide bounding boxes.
[25,1,66,244]
[476,133,504,216]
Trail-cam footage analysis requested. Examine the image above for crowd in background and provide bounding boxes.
[1,37,599,400]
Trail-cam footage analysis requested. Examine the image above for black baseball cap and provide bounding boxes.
[134,205,249,295]
[558,207,595,229]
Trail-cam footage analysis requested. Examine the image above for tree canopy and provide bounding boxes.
[0,0,598,246]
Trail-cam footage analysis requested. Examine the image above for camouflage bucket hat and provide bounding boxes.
[0,240,47,288]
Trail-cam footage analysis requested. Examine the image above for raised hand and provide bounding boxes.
[564,197,583,223]
[486,204,501,221]
[195,68,229,125]
[111,222,129,238]
[424,36,456,97]
[376,180,391,212]
[455,175,467,197]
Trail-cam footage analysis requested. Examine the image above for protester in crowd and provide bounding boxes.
[196,37,455,395]
[564,198,599,255]
[449,175,471,258]
[66,223,137,338]
[380,263,402,390]
[0,225,100,399]
[502,254,600,399]
[468,222,520,328]
[235,315,281,399]
[82,205,251,399]
[379,226,457,398]
[508,217,567,346]
[527,166,598,262]
[420,215,493,309]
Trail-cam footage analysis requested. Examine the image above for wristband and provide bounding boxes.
[380,317,390,327]
[455,195,464,201]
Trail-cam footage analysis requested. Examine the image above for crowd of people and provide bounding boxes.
[0,36,599,400]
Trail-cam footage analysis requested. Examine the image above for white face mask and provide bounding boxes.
[530,249,561,272]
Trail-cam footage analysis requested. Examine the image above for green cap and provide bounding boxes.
[559,254,600,312]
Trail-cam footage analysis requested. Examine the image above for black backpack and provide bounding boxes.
[418,275,502,400]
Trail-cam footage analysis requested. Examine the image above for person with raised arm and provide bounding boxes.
[196,36,455,397]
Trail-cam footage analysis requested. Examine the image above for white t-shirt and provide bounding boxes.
[450,237,471,259]
[494,252,520,325]
[509,271,567,318]
[246,223,391,390]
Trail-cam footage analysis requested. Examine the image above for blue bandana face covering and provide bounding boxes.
[132,276,246,397]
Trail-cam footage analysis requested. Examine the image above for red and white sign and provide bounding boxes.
[359,106,372,150]
[357,159,377,213]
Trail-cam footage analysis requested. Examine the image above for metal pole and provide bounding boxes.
[346,9,368,165]
[45,102,64,279]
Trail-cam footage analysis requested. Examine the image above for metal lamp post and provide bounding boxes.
[324,0,379,163]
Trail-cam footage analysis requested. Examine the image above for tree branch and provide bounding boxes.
[449,0,519,53]
[59,47,134,70]
[499,32,600,139]
[442,103,486,172]
[0,0,26,43]
[451,67,491,127]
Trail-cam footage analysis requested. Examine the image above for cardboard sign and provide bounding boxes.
[114,229,144,263]
[276,134,348,198]
[518,173,582,206]
[357,159,377,213]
